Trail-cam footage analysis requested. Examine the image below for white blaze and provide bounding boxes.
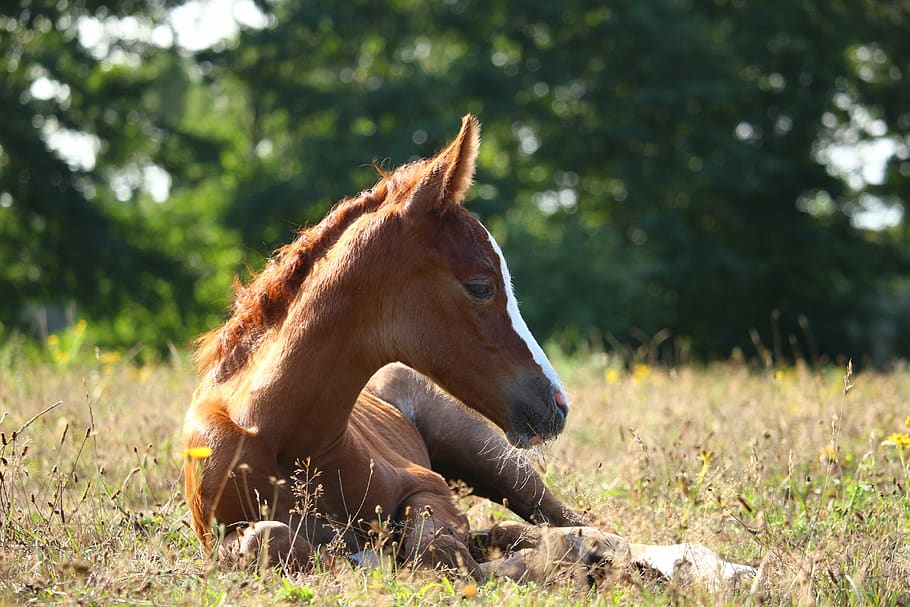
[483,226,565,396]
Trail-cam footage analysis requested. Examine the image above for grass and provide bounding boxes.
[1,340,909,605]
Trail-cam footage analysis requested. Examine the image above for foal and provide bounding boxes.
[184,115,614,577]
[184,116,757,590]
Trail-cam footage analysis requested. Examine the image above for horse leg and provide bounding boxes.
[367,364,629,583]
[395,487,486,580]
[477,522,629,583]
[365,363,586,527]
[364,366,756,591]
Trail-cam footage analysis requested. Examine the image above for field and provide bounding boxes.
[1,341,909,605]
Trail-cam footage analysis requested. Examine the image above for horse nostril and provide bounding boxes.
[553,387,568,417]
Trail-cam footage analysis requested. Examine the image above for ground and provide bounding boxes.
[1,341,908,605]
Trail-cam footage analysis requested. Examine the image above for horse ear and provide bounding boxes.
[404,114,480,214]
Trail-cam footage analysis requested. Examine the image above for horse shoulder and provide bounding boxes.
[184,394,284,544]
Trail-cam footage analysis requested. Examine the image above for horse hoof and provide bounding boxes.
[630,542,758,593]
[547,526,631,568]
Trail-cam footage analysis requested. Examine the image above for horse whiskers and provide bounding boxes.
[477,436,545,497]
[476,435,500,458]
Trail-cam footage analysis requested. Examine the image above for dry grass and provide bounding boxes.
[1,343,909,605]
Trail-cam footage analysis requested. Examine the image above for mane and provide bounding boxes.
[195,163,426,381]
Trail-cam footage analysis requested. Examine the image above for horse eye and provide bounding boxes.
[464,280,494,300]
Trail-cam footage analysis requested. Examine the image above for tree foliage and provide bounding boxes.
[0,1,238,347]
[2,0,909,362]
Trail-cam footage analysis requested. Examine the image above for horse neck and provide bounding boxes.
[234,261,388,455]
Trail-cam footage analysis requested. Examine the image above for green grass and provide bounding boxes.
[1,344,909,605]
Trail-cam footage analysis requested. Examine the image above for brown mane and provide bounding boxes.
[195,163,427,380]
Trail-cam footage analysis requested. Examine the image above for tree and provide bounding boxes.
[0,2,234,348]
[199,0,909,362]
[4,0,908,363]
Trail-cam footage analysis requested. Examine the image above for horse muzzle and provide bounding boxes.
[505,380,568,448]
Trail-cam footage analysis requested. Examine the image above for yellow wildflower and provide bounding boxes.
[774,367,796,383]
[883,433,910,449]
[632,363,651,383]
[47,334,59,347]
[131,366,153,383]
[820,443,838,464]
[905,416,910,429]
[183,446,213,459]
[605,368,620,385]
[98,351,121,365]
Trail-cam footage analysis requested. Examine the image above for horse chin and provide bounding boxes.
[505,427,560,449]
[505,429,533,449]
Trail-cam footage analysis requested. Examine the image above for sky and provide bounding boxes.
[168,0,269,50]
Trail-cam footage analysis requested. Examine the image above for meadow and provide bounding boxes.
[1,334,909,605]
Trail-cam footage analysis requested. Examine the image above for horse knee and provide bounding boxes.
[365,363,422,401]
[224,521,314,571]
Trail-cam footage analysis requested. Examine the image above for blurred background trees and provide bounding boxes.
[2,0,909,364]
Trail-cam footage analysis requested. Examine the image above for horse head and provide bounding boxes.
[376,115,568,447]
